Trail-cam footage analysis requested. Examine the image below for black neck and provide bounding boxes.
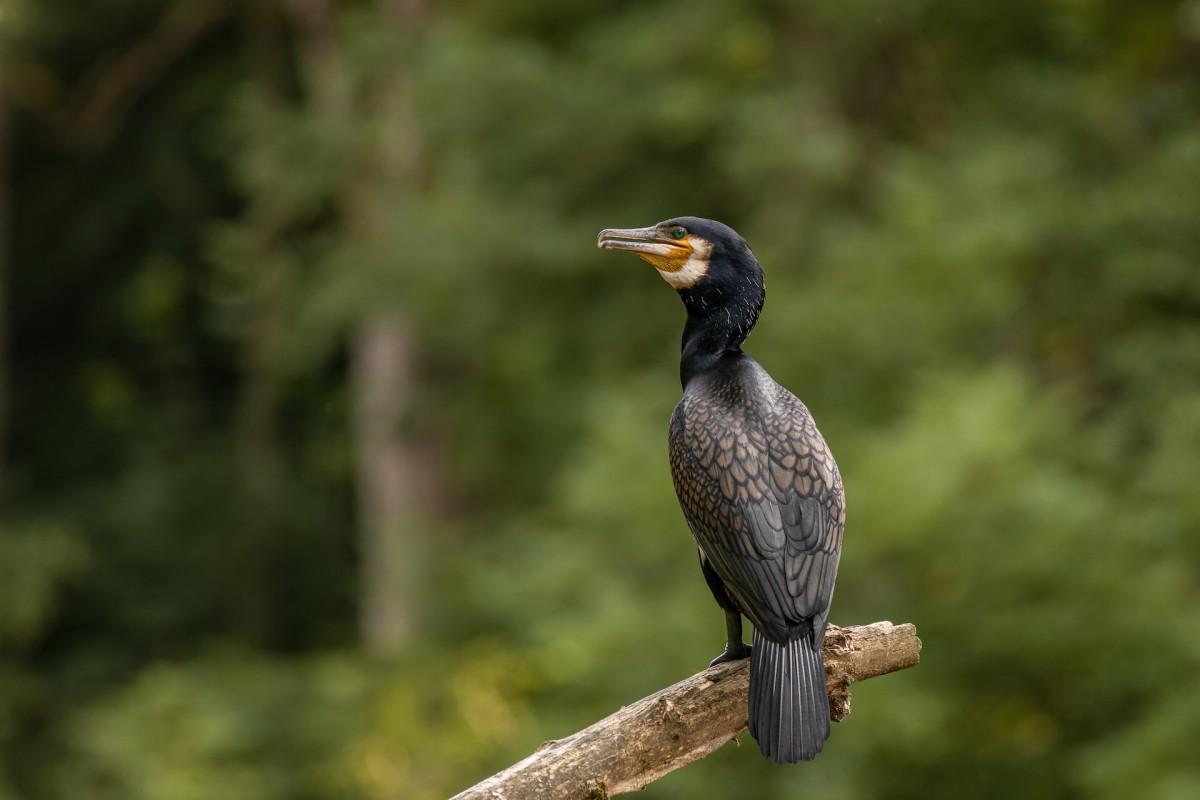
[678,284,763,388]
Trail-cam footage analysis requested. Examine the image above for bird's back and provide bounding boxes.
[668,354,844,642]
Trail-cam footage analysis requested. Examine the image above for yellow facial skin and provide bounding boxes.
[635,235,693,273]
[597,226,713,289]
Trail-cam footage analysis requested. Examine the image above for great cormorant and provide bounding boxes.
[597,217,845,763]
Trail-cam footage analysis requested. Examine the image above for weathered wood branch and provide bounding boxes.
[452,621,921,800]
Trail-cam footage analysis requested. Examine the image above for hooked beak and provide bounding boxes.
[596,225,693,271]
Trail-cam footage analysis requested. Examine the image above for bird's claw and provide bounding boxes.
[708,643,752,668]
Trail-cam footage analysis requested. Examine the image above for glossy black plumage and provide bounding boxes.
[598,216,845,763]
[669,355,843,761]
[600,215,844,767]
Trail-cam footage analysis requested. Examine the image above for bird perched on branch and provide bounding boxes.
[597,217,844,763]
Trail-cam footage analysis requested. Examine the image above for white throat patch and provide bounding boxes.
[656,239,712,289]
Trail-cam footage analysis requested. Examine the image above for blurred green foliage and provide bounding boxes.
[3,0,1199,798]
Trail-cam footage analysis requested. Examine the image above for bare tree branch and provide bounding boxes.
[58,0,232,148]
[451,621,921,800]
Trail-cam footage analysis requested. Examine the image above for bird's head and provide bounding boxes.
[596,216,761,293]
[597,216,764,337]
[598,216,766,382]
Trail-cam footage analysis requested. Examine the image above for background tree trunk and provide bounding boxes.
[352,0,432,657]
[352,315,430,654]
[221,0,293,642]
[287,0,434,655]
[0,66,8,502]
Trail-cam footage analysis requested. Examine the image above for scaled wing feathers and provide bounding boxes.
[669,367,844,642]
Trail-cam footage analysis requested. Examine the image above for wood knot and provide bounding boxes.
[823,626,853,654]
[656,696,684,724]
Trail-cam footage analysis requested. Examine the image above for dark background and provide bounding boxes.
[2,1,1199,798]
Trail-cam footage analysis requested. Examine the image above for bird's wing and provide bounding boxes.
[669,392,843,642]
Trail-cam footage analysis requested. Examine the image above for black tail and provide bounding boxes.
[747,627,830,763]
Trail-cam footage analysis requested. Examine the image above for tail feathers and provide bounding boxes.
[747,627,830,763]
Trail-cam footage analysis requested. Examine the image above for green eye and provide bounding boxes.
[671,227,687,240]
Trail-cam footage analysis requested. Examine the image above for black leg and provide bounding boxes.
[709,608,751,666]
[698,550,751,667]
